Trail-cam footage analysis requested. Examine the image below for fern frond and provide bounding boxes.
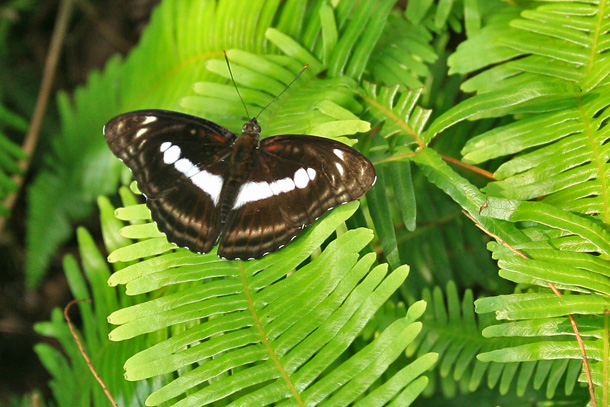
[105,192,435,406]
[476,295,598,400]
[420,7,610,402]
[445,2,610,220]
[356,83,428,268]
[406,282,589,401]
[472,197,610,404]
[435,1,610,389]
[25,57,125,285]
[357,82,515,291]
[481,197,610,292]
[317,0,396,80]
[362,82,430,149]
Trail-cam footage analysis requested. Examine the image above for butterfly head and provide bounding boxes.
[242,118,261,139]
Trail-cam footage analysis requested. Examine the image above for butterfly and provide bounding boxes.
[103,109,376,260]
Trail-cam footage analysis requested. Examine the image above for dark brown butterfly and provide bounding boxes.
[103,109,376,260]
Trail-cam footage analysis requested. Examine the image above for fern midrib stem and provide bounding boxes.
[238,261,304,406]
[363,94,426,148]
[587,0,607,75]
[578,100,610,225]
[602,310,610,407]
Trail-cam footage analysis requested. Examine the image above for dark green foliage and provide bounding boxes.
[0,106,27,217]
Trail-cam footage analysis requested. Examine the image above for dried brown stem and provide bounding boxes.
[442,155,495,180]
[0,0,74,234]
[64,299,118,407]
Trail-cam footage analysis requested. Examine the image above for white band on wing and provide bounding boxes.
[232,167,317,210]
[160,142,223,206]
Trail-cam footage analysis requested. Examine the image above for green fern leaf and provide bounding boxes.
[423,7,610,402]
[448,2,610,218]
[475,197,610,404]
[105,192,435,406]
[403,282,590,401]
[357,81,517,290]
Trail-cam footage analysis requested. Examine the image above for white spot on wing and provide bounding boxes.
[160,141,171,152]
[294,168,309,189]
[269,177,295,195]
[307,168,316,180]
[163,145,181,164]
[142,116,158,125]
[191,170,223,206]
[233,182,273,209]
[136,128,148,138]
[159,142,224,205]
[335,162,344,175]
[333,149,345,160]
[174,158,199,177]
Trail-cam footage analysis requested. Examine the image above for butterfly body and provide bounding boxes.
[219,120,261,224]
[104,109,376,260]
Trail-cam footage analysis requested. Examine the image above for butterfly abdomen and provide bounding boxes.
[218,132,260,224]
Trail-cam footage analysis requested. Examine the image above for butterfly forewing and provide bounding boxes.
[104,110,236,196]
[218,135,376,260]
[104,110,237,253]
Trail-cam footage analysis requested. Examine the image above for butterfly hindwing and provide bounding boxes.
[143,157,230,254]
[104,109,237,253]
[218,135,376,260]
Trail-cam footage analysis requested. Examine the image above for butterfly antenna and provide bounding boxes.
[255,64,309,120]
[224,50,250,119]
